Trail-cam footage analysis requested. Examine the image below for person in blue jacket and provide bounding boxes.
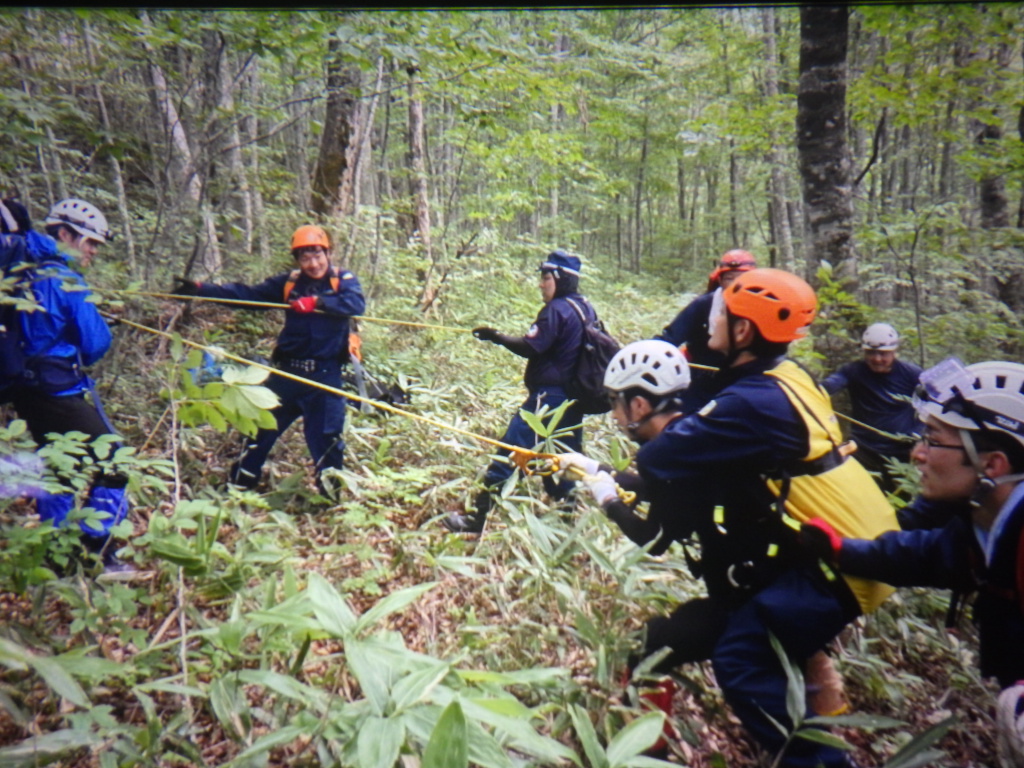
[822,322,922,493]
[172,225,365,493]
[444,249,598,534]
[621,268,891,768]
[6,198,130,570]
[803,357,1024,765]
[655,249,757,412]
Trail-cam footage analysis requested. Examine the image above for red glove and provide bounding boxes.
[290,296,318,314]
[800,518,843,564]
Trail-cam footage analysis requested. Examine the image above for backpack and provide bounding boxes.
[564,297,621,415]
[0,225,33,402]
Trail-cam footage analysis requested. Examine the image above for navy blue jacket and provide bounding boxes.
[822,358,922,458]
[840,487,1024,687]
[521,293,593,391]
[636,357,812,603]
[19,242,112,396]
[655,291,726,411]
[197,268,365,363]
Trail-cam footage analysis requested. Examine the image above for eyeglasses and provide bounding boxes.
[296,248,326,264]
[918,434,966,452]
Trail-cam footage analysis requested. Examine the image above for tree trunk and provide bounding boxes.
[141,11,220,277]
[83,19,136,274]
[633,124,648,274]
[406,66,435,311]
[797,5,855,288]
[311,33,362,218]
[762,7,795,271]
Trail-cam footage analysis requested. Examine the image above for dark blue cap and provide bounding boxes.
[538,249,581,276]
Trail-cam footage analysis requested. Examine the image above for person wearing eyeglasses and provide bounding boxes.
[802,358,1024,766]
[170,225,365,493]
[654,249,757,412]
[821,323,923,494]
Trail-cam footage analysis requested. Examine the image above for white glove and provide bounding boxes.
[559,452,601,478]
[583,470,618,506]
[997,682,1024,768]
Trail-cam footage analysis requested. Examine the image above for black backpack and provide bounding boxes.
[564,297,621,415]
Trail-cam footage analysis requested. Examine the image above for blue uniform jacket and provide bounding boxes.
[655,291,727,411]
[822,358,922,457]
[839,489,1024,687]
[19,244,112,396]
[636,356,814,602]
[197,268,365,362]
[521,293,593,391]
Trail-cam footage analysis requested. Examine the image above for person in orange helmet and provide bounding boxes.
[654,249,757,411]
[172,225,365,492]
[635,269,897,767]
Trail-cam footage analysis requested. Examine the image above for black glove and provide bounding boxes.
[472,327,501,343]
[170,277,200,297]
[799,518,843,566]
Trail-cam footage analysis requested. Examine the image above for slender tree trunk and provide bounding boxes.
[633,124,648,274]
[406,66,435,311]
[141,11,220,277]
[83,20,136,273]
[246,62,269,264]
[797,6,855,287]
[763,7,795,271]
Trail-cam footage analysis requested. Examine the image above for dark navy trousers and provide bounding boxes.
[235,363,346,484]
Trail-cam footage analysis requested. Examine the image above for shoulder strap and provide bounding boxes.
[283,269,301,301]
[284,267,340,301]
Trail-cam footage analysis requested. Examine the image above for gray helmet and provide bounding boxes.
[45,198,111,243]
[862,323,899,351]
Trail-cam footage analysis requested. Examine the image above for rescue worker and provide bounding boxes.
[559,339,847,758]
[444,249,598,533]
[655,249,757,411]
[569,268,896,767]
[822,322,922,493]
[803,357,1024,767]
[7,198,130,571]
[171,225,365,492]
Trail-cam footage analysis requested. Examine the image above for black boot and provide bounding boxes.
[228,462,260,490]
[443,490,493,533]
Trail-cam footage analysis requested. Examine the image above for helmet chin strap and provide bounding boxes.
[960,429,1024,508]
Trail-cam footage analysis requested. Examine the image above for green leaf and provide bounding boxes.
[792,726,852,750]
[230,724,306,763]
[356,715,405,768]
[606,712,665,767]
[345,639,392,716]
[236,670,328,712]
[0,730,102,766]
[569,703,610,768]
[423,700,469,768]
[356,581,438,634]
[307,572,358,637]
[238,384,280,410]
[883,715,957,768]
[222,364,270,385]
[29,655,89,708]
[389,660,450,713]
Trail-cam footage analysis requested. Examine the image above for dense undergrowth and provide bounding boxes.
[0,237,1003,767]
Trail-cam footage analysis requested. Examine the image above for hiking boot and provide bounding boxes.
[442,510,485,533]
[443,490,493,533]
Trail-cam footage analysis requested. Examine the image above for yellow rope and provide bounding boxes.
[105,289,473,333]
[105,312,551,472]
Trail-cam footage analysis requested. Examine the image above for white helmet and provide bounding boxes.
[45,198,111,243]
[604,340,691,396]
[861,323,899,351]
[915,359,1024,452]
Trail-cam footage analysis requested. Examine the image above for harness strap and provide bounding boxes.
[283,267,340,301]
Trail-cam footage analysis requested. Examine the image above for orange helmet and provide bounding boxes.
[723,268,817,343]
[291,225,330,251]
[708,249,757,287]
